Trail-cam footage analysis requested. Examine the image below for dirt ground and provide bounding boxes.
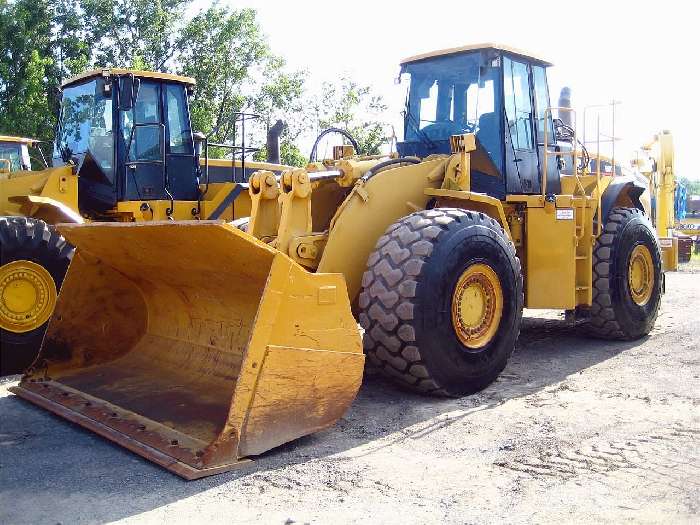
[1,269,698,524]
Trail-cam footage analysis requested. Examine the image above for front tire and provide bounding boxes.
[587,207,662,340]
[359,209,523,396]
[0,217,73,375]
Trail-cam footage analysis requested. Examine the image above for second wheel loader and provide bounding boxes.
[11,43,662,479]
[0,70,288,374]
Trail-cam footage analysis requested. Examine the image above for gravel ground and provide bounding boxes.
[1,269,698,524]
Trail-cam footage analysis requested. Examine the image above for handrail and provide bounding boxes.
[542,106,577,197]
[582,102,620,237]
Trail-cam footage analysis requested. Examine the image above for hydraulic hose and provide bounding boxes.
[309,128,361,162]
[360,157,421,182]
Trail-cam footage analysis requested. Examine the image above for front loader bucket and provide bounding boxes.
[10,221,363,479]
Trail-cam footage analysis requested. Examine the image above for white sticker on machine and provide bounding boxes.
[556,208,574,220]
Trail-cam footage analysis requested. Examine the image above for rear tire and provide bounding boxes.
[0,217,73,375]
[587,207,662,340]
[359,208,523,396]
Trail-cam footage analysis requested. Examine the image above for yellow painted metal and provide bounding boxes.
[289,233,328,269]
[62,68,196,88]
[0,166,80,222]
[248,171,281,239]
[451,263,503,349]
[112,183,250,222]
[0,259,57,333]
[446,134,476,191]
[203,158,293,173]
[400,42,553,67]
[275,169,313,255]
[0,135,38,144]
[425,187,511,238]
[654,132,675,238]
[333,159,384,187]
[628,244,654,306]
[659,237,678,272]
[318,158,447,301]
[525,206,577,309]
[333,144,355,160]
[16,221,363,476]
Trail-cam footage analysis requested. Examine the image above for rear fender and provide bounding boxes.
[601,176,647,221]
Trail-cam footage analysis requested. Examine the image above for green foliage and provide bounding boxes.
[176,5,303,150]
[679,177,700,197]
[311,78,389,156]
[0,0,390,168]
[0,0,55,142]
[79,0,188,70]
[0,0,305,160]
[253,141,307,168]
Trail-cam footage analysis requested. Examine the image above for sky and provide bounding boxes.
[193,0,698,179]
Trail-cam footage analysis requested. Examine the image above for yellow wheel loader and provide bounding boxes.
[0,70,287,374]
[631,130,693,268]
[0,135,49,174]
[0,135,72,374]
[11,44,662,479]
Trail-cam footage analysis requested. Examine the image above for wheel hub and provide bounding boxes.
[452,263,503,349]
[0,260,57,333]
[628,244,654,306]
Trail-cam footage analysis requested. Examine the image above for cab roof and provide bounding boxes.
[61,69,196,89]
[0,135,38,144]
[400,43,553,67]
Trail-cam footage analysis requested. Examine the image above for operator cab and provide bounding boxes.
[398,43,560,198]
[54,70,198,214]
[0,136,45,174]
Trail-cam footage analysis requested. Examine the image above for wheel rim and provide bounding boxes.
[628,244,654,306]
[451,263,503,349]
[0,260,57,333]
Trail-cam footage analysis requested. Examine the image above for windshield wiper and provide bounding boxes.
[403,108,437,151]
[60,143,74,163]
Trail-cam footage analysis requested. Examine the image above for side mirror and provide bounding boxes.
[193,131,206,158]
[119,75,140,110]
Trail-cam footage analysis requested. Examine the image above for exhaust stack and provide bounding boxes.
[558,87,573,127]
[266,120,285,164]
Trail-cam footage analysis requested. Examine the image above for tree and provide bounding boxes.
[0,1,306,165]
[0,0,56,141]
[175,6,308,166]
[78,0,188,71]
[0,1,390,168]
[0,0,93,149]
[679,177,700,197]
[311,78,389,157]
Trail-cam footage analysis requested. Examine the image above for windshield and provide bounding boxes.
[402,51,502,171]
[0,142,23,172]
[54,78,113,176]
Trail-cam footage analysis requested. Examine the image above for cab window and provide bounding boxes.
[121,81,163,162]
[503,57,534,150]
[0,143,22,172]
[532,65,554,144]
[166,84,193,155]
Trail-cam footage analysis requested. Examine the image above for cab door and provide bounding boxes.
[120,80,167,201]
[164,83,198,201]
[532,65,561,195]
[503,56,539,194]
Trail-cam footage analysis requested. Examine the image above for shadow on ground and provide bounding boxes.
[0,314,645,524]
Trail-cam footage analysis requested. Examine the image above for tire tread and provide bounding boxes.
[360,208,522,396]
